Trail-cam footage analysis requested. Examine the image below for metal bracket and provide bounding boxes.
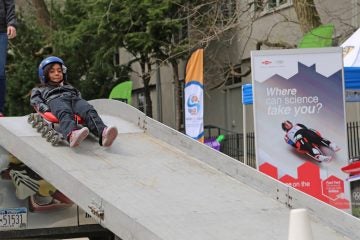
[88,200,104,221]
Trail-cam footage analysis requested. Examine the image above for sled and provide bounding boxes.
[341,157,360,181]
[27,111,83,146]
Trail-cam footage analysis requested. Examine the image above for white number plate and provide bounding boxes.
[0,207,27,230]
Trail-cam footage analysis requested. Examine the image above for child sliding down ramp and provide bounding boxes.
[29,56,118,147]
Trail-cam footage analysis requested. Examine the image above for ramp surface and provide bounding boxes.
[0,99,359,240]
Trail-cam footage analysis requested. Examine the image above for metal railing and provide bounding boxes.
[204,125,256,168]
[347,121,360,159]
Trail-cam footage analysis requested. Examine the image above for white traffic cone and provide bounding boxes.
[288,208,313,240]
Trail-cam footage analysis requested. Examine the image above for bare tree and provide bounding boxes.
[31,0,51,29]
[196,0,325,89]
[293,0,322,33]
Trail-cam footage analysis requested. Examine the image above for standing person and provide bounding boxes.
[0,0,16,117]
[281,120,340,162]
[30,56,118,148]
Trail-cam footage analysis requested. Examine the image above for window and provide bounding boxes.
[137,92,145,112]
[179,79,185,131]
[225,64,243,86]
[268,0,277,8]
[255,0,291,12]
[220,0,236,19]
[254,0,265,11]
[268,0,289,8]
[113,51,120,66]
[216,0,237,26]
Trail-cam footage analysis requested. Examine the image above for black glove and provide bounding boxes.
[38,103,50,113]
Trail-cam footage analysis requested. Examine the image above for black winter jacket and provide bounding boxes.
[0,0,16,33]
[30,83,81,109]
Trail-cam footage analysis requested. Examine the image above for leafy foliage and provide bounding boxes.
[6,0,192,117]
[90,0,189,117]
[50,0,129,100]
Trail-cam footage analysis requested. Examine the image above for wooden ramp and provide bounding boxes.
[0,99,358,240]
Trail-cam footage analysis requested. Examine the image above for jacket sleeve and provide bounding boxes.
[30,87,45,107]
[4,0,16,27]
[284,135,295,147]
[68,84,82,98]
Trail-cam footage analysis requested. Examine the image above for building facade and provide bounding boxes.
[128,0,360,134]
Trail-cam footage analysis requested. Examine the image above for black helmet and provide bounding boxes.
[281,120,292,131]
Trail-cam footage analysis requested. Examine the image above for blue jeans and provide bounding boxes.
[0,33,8,113]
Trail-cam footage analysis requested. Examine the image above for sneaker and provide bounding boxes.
[10,168,40,199]
[329,143,340,152]
[69,127,89,147]
[0,112,4,117]
[102,126,118,147]
[315,154,332,162]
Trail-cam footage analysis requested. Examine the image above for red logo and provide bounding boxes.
[261,60,272,65]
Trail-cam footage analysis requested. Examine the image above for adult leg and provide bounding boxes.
[48,97,77,139]
[298,130,331,161]
[305,130,331,147]
[0,33,8,114]
[295,137,320,157]
[310,132,340,151]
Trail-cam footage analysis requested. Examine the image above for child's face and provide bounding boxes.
[284,121,293,130]
[48,63,63,83]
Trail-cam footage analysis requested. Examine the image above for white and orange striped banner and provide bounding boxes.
[184,48,204,142]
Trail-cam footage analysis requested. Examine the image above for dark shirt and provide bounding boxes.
[30,83,81,108]
[0,0,16,33]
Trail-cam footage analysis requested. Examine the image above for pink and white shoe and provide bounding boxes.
[102,126,118,147]
[329,143,340,152]
[315,154,332,162]
[69,127,89,147]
